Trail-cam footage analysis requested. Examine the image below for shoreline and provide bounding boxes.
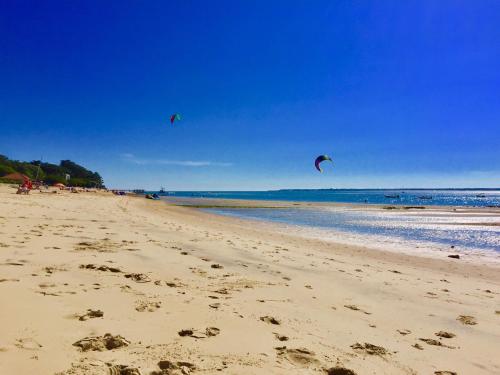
[1,185,499,374]
[162,196,500,265]
[162,195,500,213]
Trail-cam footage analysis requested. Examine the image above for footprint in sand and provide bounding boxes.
[124,273,151,283]
[344,305,371,315]
[326,367,358,375]
[435,331,455,338]
[44,265,67,274]
[79,264,122,273]
[108,364,141,375]
[73,334,129,351]
[120,285,145,296]
[75,240,120,253]
[135,300,161,312]
[275,347,319,367]
[419,338,455,349]
[165,280,184,288]
[274,333,289,341]
[1,260,27,266]
[154,360,196,375]
[397,329,411,335]
[350,342,388,356]
[78,309,104,321]
[178,327,220,338]
[457,315,477,325]
[260,316,281,325]
[36,290,61,296]
[205,327,220,337]
[0,278,19,283]
[38,282,56,289]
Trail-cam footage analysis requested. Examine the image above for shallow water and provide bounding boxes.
[161,189,500,207]
[205,206,500,253]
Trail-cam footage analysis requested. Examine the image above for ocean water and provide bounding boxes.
[161,189,500,207]
[155,189,500,254]
[205,206,500,254]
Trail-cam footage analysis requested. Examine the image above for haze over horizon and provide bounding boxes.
[1,1,499,190]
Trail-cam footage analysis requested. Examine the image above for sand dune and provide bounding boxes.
[0,184,499,374]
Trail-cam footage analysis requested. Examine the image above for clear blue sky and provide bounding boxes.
[1,1,499,189]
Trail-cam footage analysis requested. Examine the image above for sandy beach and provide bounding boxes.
[1,184,499,375]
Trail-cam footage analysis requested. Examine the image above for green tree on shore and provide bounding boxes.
[0,154,104,188]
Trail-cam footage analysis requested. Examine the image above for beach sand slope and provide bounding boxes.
[0,185,499,374]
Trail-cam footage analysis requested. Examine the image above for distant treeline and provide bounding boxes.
[0,154,104,188]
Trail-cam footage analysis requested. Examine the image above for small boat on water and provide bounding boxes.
[384,194,400,199]
[418,195,433,200]
[159,187,166,194]
[476,193,486,198]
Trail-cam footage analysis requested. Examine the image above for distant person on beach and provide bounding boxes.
[17,178,32,194]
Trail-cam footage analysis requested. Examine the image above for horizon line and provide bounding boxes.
[114,187,500,192]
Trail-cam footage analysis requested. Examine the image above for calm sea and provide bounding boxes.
[205,206,500,253]
[155,189,500,254]
[160,189,500,207]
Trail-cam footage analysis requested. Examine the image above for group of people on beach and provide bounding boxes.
[15,176,98,195]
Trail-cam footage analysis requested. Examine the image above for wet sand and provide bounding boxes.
[1,184,499,374]
[164,195,500,213]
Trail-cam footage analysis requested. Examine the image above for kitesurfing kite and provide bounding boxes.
[314,155,332,173]
[170,113,181,125]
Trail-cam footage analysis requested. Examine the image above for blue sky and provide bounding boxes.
[1,1,499,189]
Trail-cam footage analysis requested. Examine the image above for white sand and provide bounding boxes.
[1,184,499,374]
